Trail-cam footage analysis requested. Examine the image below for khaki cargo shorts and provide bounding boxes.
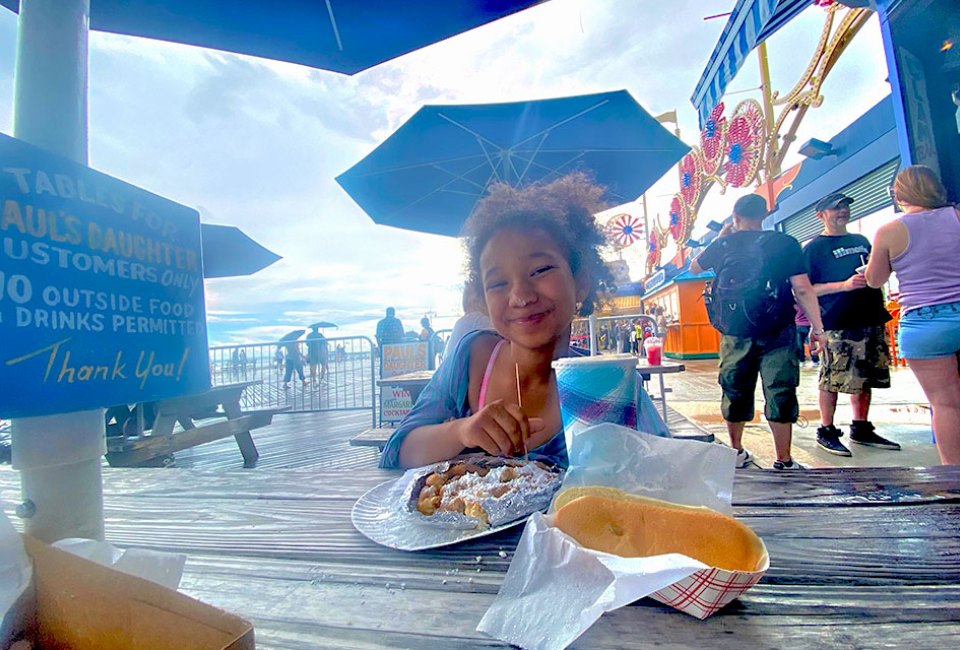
[819,325,891,394]
[718,326,799,423]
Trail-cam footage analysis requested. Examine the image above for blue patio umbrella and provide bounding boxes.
[0,0,547,75]
[200,223,281,279]
[335,90,690,237]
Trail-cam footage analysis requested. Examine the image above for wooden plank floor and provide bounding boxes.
[6,410,955,648]
[147,410,381,471]
[102,405,710,472]
[2,466,958,649]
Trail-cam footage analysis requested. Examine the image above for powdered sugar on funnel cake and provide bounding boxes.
[410,455,563,529]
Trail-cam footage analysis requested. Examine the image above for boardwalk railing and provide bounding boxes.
[209,336,377,426]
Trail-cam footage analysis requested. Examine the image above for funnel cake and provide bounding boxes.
[412,456,562,528]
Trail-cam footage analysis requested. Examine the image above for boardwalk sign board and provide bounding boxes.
[0,134,209,418]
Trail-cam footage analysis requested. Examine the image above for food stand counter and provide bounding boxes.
[643,270,720,360]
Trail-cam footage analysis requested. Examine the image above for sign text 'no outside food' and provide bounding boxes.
[0,133,209,418]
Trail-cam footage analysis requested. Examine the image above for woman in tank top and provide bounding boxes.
[865,165,960,465]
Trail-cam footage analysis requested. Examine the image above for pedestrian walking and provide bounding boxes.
[691,194,826,470]
[281,340,306,388]
[307,325,328,383]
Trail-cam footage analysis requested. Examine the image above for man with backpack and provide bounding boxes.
[803,193,901,456]
[690,194,826,470]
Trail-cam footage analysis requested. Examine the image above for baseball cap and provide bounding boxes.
[815,193,854,212]
[732,194,768,220]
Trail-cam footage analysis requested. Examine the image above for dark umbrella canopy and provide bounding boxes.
[200,224,281,279]
[0,1,546,75]
[279,329,306,342]
[309,322,338,330]
[335,90,690,237]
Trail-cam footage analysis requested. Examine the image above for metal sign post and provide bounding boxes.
[6,0,209,542]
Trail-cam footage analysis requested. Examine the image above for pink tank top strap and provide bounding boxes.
[478,339,506,409]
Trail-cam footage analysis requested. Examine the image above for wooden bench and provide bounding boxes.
[349,427,395,450]
[105,382,286,468]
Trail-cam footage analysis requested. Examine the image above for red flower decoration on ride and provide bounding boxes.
[647,229,663,274]
[723,102,764,188]
[700,102,726,175]
[608,213,643,248]
[669,196,687,241]
[678,151,702,206]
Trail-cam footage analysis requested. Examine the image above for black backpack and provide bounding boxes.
[704,233,792,337]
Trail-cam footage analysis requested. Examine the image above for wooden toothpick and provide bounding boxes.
[515,362,528,460]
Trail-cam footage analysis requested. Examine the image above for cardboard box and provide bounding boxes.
[3,536,254,650]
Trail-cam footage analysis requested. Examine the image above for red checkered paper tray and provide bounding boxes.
[477,424,769,649]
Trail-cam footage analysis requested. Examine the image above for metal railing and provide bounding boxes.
[209,336,377,426]
[207,329,455,428]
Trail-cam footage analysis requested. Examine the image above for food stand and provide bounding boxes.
[642,269,719,360]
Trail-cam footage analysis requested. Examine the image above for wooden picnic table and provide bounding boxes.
[2,464,953,647]
[105,381,284,468]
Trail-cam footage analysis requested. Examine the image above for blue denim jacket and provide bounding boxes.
[379,330,570,469]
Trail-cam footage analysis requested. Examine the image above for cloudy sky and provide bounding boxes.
[0,1,890,344]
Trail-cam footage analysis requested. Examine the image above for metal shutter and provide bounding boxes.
[778,158,901,243]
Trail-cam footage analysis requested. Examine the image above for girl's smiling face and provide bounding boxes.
[479,227,586,352]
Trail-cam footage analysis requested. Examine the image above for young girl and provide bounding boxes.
[379,173,613,469]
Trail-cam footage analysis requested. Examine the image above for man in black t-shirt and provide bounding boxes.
[691,194,826,471]
[804,192,900,456]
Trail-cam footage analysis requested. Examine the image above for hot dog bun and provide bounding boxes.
[552,487,765,572]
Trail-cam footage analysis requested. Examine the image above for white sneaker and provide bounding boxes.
[735,448,754,469]
[773,458,806,470]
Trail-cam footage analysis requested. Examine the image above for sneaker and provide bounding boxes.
[849,421,901,450]
[816,425,852,456]
[772,458,806,470]
[282,382,290,389]
[735,448,754,469]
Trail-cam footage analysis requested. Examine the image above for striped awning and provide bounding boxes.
[691,0,813,127]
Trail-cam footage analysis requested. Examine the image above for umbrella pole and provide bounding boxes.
[11,0,105,542]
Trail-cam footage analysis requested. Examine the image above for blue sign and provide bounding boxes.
[0,134,209,418]
[645,269,667,294]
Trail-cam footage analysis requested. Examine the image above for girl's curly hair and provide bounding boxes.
[461,172,615,317]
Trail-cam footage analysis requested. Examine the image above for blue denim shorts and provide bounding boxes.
[898,301,960,359]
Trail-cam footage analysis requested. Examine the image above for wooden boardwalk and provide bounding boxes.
[167,411,380,471]
[100,404,712,471]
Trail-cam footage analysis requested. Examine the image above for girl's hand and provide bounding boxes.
[457,399,545,456]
